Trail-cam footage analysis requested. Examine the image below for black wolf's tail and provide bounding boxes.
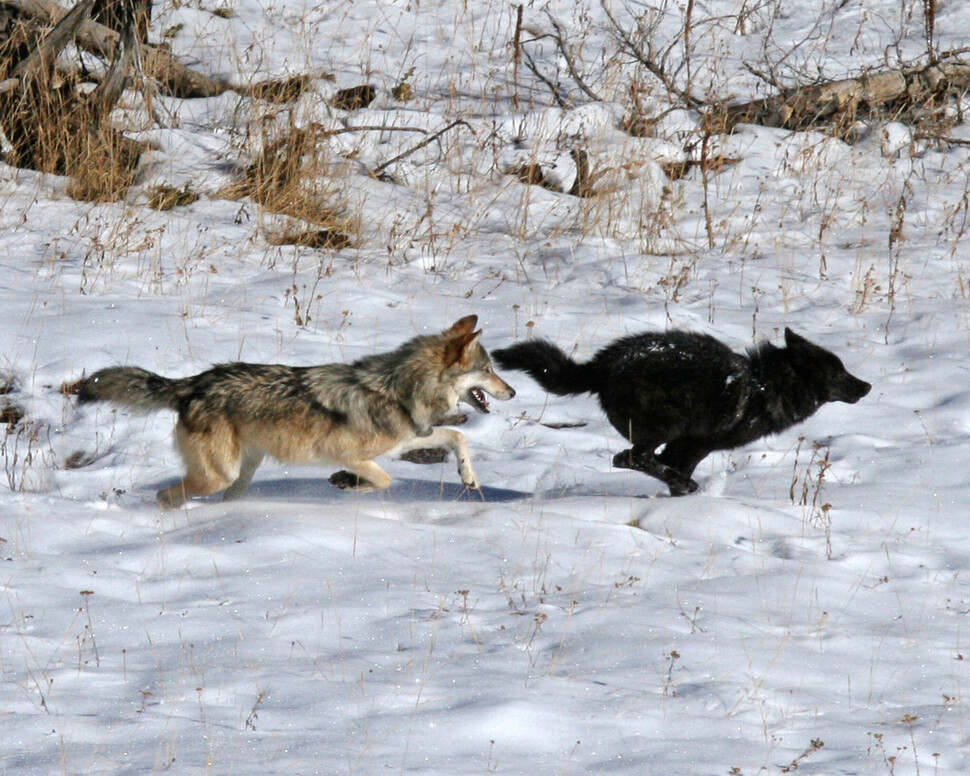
[77,366,182,413]
[492,340,599,395]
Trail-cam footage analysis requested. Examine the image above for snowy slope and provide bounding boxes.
[3,1,970,774]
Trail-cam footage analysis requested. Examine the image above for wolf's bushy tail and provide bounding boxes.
[492,340,598,395]
[78,366,182,413]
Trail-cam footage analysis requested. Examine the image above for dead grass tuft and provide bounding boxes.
[219,121,355,242]
[147,184,201,211]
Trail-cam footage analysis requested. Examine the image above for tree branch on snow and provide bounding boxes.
[0,0,338,199]
[3,0,319,100]
[544,11,604,104]
[4,0,232,97]
[599,0,706,110]
[704,51,970,133]
[516,36,570,109]
[373,119,474,176]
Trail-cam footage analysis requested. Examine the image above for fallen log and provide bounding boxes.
[5,0,324,100]
[4,0,232,97]
[0,0,329,203]
[10,0,95,80]
[0,0,144,195]
[705,55,970,133]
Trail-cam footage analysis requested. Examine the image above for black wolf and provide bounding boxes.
[493,328,870,496]
[77,316,515,508]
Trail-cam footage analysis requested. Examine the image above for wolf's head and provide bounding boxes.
[784,328,871,404]
[442,316,516,413]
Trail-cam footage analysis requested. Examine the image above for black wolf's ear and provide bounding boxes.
[444,330,483,366]
[784,328,810,348]
[445,315,478,337]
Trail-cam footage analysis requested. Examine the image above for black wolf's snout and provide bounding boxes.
[833,374,871,404]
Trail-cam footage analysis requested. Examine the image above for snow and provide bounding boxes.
[3,1,970,774]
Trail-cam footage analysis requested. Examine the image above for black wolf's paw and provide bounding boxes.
[612,449,636,470]
[330,470,371,490]
[667,477,700,497]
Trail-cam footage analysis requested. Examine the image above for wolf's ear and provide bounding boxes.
[784,328,809,348]
[444,330,482,366]
[445,315,478,337]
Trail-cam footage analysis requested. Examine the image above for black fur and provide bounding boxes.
[494,328,870,496]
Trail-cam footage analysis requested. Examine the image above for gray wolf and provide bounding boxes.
[77,316,515,508]
[493,328,869,496]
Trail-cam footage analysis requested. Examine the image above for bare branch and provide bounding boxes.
[4,0,232,97]
[545,12,603,103]
[373,120,474,175]
[11,0,95,80]
[599,0,705,109]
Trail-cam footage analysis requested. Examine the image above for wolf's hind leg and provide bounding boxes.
[223,449,266,501]
[157,421,240,509]
[158,474,233,509]
[612,445,699,496]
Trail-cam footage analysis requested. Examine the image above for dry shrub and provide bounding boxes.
[64,126,144,201]
[329,84,376,111]
[147,184,200,211]
[0,0,144,203]
[266,229,351,250]
[1,79,141,199]
[220,120,355,245]
[246,73,330,104]
[661,155,740,180]
[509,148,595,197]
[0,374,23,428]
[621,113,660,138]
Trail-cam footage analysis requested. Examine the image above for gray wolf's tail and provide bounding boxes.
[77,366,181,413]
[492,340,598,395]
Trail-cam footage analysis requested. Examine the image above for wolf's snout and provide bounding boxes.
[489,376,515,400]
[839,376,871,403]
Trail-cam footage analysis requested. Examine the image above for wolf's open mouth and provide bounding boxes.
[466,387,490,413]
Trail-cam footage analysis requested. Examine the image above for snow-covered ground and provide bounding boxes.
[3,1,970,773]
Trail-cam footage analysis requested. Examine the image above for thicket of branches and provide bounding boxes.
[514,0,969,138]
[1,0,967,205]
[0,0,316,199]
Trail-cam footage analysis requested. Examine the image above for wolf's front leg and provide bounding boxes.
[447,431,480,490]
[392,429,480,489]
[612,445,699,496]
[329,460,393,491]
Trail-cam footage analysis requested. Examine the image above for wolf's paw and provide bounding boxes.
[436,412,468,427]
[330,471,373,490]
[157,485,187,510]
[459,466,481,491]
[667,477,700,497]
[612,449,636,470]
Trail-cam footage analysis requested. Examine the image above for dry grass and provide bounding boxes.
[0,81,143,201]
[147,184,201,211]
[218,119,355,247]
